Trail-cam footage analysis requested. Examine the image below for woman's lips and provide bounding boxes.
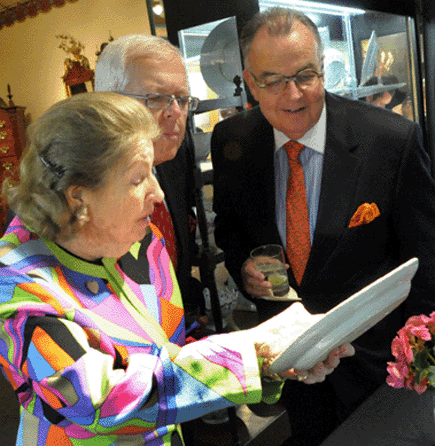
[162,132,179,139]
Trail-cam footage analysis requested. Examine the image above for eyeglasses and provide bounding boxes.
[249,69,324,95]
[119,92,200,111]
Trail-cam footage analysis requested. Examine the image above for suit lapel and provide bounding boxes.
[303,94,362,281]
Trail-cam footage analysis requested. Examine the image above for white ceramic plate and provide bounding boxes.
[268,258,419,373]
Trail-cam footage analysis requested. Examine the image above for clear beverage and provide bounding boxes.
[250,244,300,301]
[255,260,290,298]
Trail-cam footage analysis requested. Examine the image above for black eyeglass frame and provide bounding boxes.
[116,92,200,111]
[249,68,324,93]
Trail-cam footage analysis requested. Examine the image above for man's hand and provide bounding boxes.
[242,257,274,298]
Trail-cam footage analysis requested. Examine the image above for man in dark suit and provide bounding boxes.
[94,35,205,321]
[211,7,435,446]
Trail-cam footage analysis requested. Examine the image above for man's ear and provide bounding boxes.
[243,69,260,103]
[64,185,86,210]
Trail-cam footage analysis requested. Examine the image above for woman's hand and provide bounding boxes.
[248,303,355,383]
[279,343,355,384]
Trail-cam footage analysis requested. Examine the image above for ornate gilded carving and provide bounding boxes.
[56,34,94,96]
[2,162,13,171]
[56,34,91,72]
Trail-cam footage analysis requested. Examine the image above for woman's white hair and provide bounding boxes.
[3,92,159,241]
[94,34,181,93]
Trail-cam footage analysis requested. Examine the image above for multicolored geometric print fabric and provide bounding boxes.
[0,218,263,445]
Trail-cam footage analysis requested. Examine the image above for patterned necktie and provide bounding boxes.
[152,201,178,270]
[285,141,311,284]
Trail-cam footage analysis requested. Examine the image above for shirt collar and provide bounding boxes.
[274,103,326,154]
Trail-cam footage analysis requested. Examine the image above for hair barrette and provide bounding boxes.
[39,154,65,178]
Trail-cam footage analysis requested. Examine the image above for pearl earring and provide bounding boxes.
[76,205,90,225]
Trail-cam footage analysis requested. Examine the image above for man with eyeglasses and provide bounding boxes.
[94,35,207,336]
[211,7,435,446]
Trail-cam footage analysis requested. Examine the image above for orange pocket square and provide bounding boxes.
[349,203,380,228]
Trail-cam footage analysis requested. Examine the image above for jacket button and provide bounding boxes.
[85,280,99,295]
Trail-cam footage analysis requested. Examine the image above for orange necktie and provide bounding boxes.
[285,141,311,284]
[152,201,178,270]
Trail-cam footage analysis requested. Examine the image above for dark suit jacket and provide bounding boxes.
[211,92,435,386]
[155,141,201,309]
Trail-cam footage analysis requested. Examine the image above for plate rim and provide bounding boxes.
[268,258,419,373]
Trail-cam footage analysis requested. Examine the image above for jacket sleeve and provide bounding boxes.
[211,119,255,294]
[0,277,264,436]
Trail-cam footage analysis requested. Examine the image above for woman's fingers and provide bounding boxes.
[279,368,309,381]
[284,344,356,384]
[324,343,356,369]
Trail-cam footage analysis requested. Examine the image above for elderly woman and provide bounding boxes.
[0,92,353,446]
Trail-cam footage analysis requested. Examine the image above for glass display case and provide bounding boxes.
[178,16,247,136]
[259,0,423,123]
[178,0,424,157]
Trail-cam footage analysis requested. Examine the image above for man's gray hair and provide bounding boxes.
[240,7,323,69]
[94,34,181,92]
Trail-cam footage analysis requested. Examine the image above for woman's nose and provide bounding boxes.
[151,175,165,204]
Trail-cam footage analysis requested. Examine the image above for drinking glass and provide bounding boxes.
[250,244,300,301]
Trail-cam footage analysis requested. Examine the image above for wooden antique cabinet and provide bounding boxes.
[0,105,26,234]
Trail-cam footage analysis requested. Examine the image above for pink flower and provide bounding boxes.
[391,331,413,363]
[386,361,408,388]
[407,314,431,327]
[387,312,435,395]
[427,312,435,334]
[404,315,432,341]
[413,378,428,394]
